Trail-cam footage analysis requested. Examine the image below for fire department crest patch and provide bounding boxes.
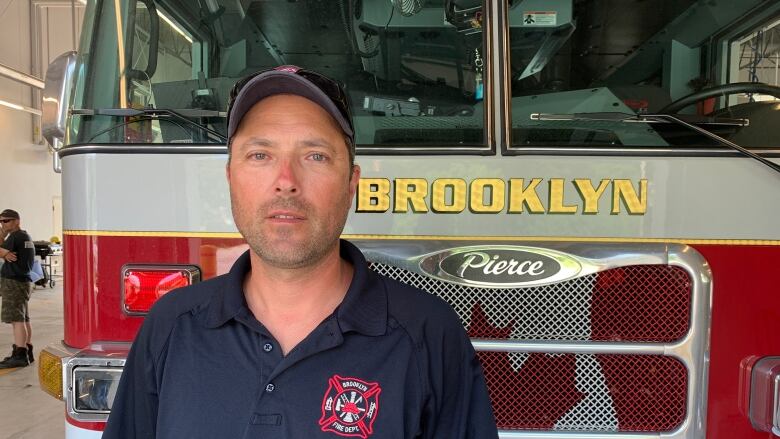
[319,375,381,438]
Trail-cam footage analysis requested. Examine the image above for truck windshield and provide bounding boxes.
[69,0,780,149]
[70,0,489,147]
[506,0,780,150]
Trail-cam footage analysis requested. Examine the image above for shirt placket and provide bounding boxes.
[238,312,344,437]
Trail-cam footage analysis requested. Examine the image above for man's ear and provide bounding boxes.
[349,164,361,198]
[225,160,232,185]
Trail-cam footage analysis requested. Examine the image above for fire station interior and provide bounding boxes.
[1,0,780,437]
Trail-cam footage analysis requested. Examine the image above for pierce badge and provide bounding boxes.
[319,375,381,438]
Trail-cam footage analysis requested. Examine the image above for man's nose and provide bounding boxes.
[274,158,299,195]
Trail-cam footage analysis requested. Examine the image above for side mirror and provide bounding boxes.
[42,51,78,149]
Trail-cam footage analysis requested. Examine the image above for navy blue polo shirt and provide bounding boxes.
[104,240,498,438]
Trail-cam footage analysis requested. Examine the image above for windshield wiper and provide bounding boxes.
[531,111,749,126]
[531,112,780,175]
[72,107,227,143]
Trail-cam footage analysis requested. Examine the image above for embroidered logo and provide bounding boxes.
[319,375,381,438]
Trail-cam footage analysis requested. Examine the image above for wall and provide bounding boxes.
[0,0,83,242]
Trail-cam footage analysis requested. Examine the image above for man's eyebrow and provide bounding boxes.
[298,138,336,149]
[240,137,273,147]
[237,137,335,147]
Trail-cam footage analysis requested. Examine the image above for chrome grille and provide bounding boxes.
[369,263,691,343]
[368,260,695,433]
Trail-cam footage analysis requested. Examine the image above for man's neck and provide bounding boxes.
[242,246,353,354]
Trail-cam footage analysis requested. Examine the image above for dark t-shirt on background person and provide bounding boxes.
[1,230,35,282]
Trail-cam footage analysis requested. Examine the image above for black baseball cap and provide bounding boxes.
[0,209,20,220]
[226,66,354,149]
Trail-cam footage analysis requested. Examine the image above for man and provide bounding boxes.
[0,209,35,369]
[104,66,498,438]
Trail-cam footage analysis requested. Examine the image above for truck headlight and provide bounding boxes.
[72,367,122,413]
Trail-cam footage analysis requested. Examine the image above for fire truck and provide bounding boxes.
[36,0,780,437]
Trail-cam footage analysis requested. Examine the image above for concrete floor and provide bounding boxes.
[0,281,65,438]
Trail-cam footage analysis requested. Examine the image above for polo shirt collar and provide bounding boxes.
[203,250,250,328]
[204,240,388,337]
[336,240,387,336]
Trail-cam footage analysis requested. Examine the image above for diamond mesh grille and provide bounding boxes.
[476,352,687,431]
[369,261,692,432]
[369,263,691,342]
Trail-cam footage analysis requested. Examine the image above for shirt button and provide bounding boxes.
[265,383,275,393]
[263,343,273,352]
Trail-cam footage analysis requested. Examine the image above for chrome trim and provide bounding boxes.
[417,245,586,288]
[59,144,228,157]
[58,143,495,157]
[498,433,659,439]
[120,264,202,316]
[71,367,123,414]
[56,142,780,158]
[472,340,668,355]
[42,51,77,148]
[668,248,711,439]
[356,240,712,439]
[65,353,128,422]
[773,374,780,436]
[52,138,62,173]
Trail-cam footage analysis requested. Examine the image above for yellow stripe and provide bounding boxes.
[63,230,780,246]
[64,230,243,238]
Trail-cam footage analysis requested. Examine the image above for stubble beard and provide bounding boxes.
[231,192,351,269]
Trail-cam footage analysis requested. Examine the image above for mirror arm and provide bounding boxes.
[127,0,159,81]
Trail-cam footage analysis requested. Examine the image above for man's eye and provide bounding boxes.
[250,152,267,160]
[310,153,327,162]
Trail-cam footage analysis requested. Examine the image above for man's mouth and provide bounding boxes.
[268,211,305,221]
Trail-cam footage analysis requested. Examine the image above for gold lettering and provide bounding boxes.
[356,178,391,212]
[469,179,505,213]
[394,178,429,213]
[611,179,648,215]
[356,177,648,215]
[431,178,467,213]
[573,179,610,214]
[508,178,545,214]
[548,178,577,214]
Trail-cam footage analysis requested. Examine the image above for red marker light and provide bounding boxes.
[122,266,199,314]
[741,356,780,435]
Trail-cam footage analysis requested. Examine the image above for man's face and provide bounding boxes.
[0,218,17,235]
[226,94,360,269]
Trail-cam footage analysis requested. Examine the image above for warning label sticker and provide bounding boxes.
[522,11,557,26]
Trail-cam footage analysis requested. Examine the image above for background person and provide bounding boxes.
[0,209,35,368]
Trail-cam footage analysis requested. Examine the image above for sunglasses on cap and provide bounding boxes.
[226,66,354,136]
[0,219,14,223]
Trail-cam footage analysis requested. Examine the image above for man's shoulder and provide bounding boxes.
[145,274,227,323]
[19,231,33,247]
[2,230,30,252]
[379,273,464,333]
[14,230,32,241]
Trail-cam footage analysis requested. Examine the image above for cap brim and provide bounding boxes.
[227,71,353,142]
